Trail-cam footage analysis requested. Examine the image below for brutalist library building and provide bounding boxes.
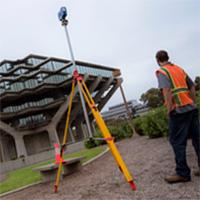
[0,54,122,172]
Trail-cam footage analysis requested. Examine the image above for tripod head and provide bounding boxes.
[58,7,68,25]
[58,7,67,21]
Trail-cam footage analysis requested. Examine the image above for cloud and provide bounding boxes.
[0,0,199,110]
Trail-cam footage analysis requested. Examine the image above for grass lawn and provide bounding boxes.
[0,145,106,194]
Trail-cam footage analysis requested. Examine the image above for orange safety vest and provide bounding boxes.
[156,64,194,108]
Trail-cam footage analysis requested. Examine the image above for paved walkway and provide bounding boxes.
[1,135,200,200]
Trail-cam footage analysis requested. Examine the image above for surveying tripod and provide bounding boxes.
[54,7,136,193]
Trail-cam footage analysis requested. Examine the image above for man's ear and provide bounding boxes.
[157,60,161,66]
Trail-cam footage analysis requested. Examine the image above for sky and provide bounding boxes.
[0,0,199,110]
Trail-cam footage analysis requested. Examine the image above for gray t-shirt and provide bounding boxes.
[157,73,196,113]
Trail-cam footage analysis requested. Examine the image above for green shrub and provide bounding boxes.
[94,129,107,146]
[108,125,126,141]
[133,117,145,136]
[132,91,200,139]
[96,120,134,141]
[120,122,134,138]
[84,120,134,149]
[144,107,168,138]
[133,106,168,138]
[84,138,97,149]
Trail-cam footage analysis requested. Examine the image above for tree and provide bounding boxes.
[195,76,200,91]
[140,88,163,108]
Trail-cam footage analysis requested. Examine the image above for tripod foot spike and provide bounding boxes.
[129,180,137,191]
[118,166,122,172]
[54,185,58,193]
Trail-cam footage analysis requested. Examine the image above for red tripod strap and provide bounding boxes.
[73,69,83,81]
[105,137,114,141]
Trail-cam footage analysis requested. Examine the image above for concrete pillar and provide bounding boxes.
[47,126,60,146]
[74,122,84,140]
[93,77,113,102]
[78,84,93,138]
[119,84,136,135]
[69,127,75,143]
[91,121,97,136]
[14,135,27,157]
[81,123,88,138]
[0,135,5,162]
[97,78,122,111]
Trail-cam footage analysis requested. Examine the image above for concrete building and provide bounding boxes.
[101,100,149,121]
[0,54,122,172]
[101,100,139,121]
[134,103,149,117]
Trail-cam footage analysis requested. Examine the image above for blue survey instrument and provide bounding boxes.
[58,7,67,21]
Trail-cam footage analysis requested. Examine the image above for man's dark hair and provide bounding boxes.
[156,50,169,63]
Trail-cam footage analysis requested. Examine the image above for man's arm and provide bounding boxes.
[156,72,173,114]
[162,88,173,114]
[189,85,196,103]
[186,75,196,103]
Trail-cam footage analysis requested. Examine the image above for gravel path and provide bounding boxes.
[1,135,200,200]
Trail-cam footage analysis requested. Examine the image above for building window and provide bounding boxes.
[6,63,12,71]
[76,65,113,77]
[14,68,28,75]
[19,114,46,127]
[52,61,66,70]
[36,73,47,83]
[41,61,54,70]
[0,82,4,89]
[27,58,45,66]
[0,64,7,73]
[4,81,11,90]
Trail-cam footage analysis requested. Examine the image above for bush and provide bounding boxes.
[133,117,145,136]
[133,106,168,138]
[97,120,134,142]
[120,122,134,138]
[145,107,168,138]
[133,91,200,139]
[84,120,134,149]
[108,125,126,141]
[84,138,97,149]
[94,129,107,146]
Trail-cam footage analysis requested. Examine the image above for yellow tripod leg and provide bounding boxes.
[54,81,75,193]
[78,80,136,190]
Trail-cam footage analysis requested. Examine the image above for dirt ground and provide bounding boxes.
[1,135,200,200]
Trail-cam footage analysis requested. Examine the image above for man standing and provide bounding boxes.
[155,50,200,183]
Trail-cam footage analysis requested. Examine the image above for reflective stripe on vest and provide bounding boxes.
[156,64,193,107]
